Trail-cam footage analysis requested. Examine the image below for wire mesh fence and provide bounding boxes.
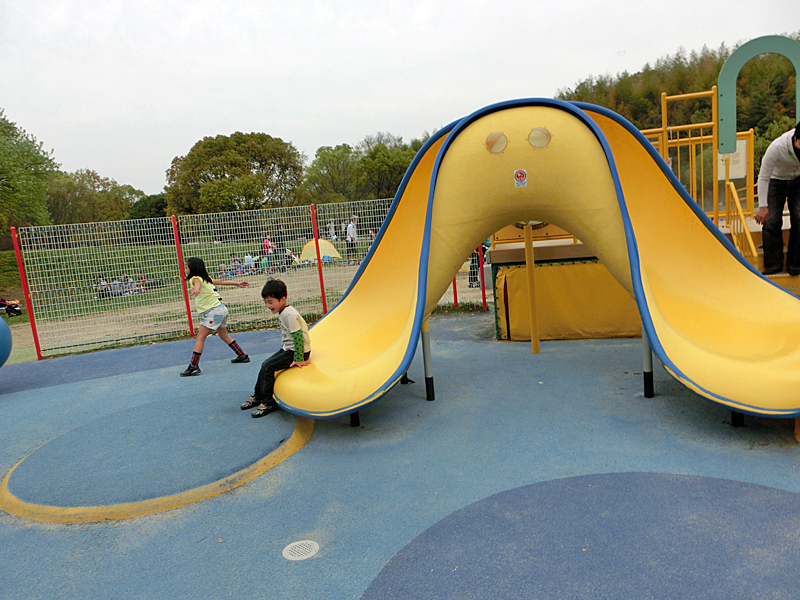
[15,198,491,358]
[16,218,187,356]
[314,198,393,308]
[177,206,322,332]
[437,247,489,307]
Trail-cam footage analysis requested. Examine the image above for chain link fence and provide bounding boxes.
[14,199,490,358]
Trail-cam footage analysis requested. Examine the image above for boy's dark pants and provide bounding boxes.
[253,348,310,406]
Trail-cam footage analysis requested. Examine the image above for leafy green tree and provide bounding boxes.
[129,193,167,219]
[46,169,141,224]
[102,184,145,221]
[357,140,416,199]
[0,109,58,247]
[47,172,88,225]
[165,132,304,214]
[301,144,365,204]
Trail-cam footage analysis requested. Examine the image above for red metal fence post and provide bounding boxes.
[310,204,328,314]
[478,245,487,311]
[172,215,195,337]
[452,277,459,308]
[10,227,43,360]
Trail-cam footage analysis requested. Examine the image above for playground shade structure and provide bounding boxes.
[274,99,800,419]
[299,239,340,262]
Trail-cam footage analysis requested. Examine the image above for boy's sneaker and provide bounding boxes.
[231,355,250,363]
[241,397,260,410]
[252,404,278,418]
[180,365,201,377]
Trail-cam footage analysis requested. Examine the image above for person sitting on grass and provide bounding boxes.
[0,298,22,317]
[240,279,310,418]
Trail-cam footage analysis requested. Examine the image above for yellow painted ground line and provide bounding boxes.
[0,417,314,523]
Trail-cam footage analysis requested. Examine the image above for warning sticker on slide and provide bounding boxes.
[514,169,527,187]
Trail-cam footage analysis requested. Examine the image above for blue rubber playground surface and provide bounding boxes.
[2,311,800,599]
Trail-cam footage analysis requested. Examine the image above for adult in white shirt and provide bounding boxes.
[346,215,359,264]
[754,122,800,275]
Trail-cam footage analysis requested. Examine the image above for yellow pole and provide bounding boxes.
[746,128,755,214]
[523,223,540,354]
[712,85,719,225]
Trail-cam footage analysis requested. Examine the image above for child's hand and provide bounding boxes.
[290,360,310,368]
[237,281,250,288]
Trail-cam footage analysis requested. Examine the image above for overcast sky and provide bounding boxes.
[1,1,796,195]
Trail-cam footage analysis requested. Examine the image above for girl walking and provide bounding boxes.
[181,257,250,377]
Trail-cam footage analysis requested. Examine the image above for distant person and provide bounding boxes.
[244,253,255,272]
[346,215,359,265]
[273,224,289,272]
[260,252,271,274]
[754,122,800,275]
[240,279,310,418]
[94,276,110,299]
[262,235,275,255]
[0,298,22,317]
[180,257,251,377]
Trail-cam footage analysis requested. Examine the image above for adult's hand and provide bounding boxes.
[754,206,769,225]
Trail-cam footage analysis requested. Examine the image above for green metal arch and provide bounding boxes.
[717,35,800,153]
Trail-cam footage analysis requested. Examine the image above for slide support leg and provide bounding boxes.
[350,411,360,428]
[422,318,435,401]
[642,327,654,398]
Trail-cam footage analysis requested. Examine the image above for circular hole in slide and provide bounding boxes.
[486,132,508,153]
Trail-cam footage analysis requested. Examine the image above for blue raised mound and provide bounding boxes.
[0,318,12,368]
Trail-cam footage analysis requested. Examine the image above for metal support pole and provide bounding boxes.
[523,224,540,354]
[350,411,360,428]
[172,215,195,337]
[642,325,654,398]
[310,204,328,314]
[421,318,435,401]
[10,227,42,360]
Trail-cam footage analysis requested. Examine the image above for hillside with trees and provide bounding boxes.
[556,31,799,169]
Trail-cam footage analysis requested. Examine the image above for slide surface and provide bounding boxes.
[275,99,800,418]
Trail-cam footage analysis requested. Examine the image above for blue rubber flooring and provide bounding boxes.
[362,472,800,599]
[2,312,800,599]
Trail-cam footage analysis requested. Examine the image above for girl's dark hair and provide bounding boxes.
[185,257,213,284]
[262,278,287,300]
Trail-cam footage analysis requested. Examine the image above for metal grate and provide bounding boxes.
[282,540,319,561]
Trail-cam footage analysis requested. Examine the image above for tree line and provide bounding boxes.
[2,33,797,250]
[556,31,799,170]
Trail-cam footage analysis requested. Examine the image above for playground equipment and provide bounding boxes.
[273,97,800,420]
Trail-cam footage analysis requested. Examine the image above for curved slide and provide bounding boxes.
[275,99,800,418]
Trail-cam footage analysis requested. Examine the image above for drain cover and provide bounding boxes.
[282,540,320,561]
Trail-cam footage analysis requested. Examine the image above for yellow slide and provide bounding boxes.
[275,99,800,418]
